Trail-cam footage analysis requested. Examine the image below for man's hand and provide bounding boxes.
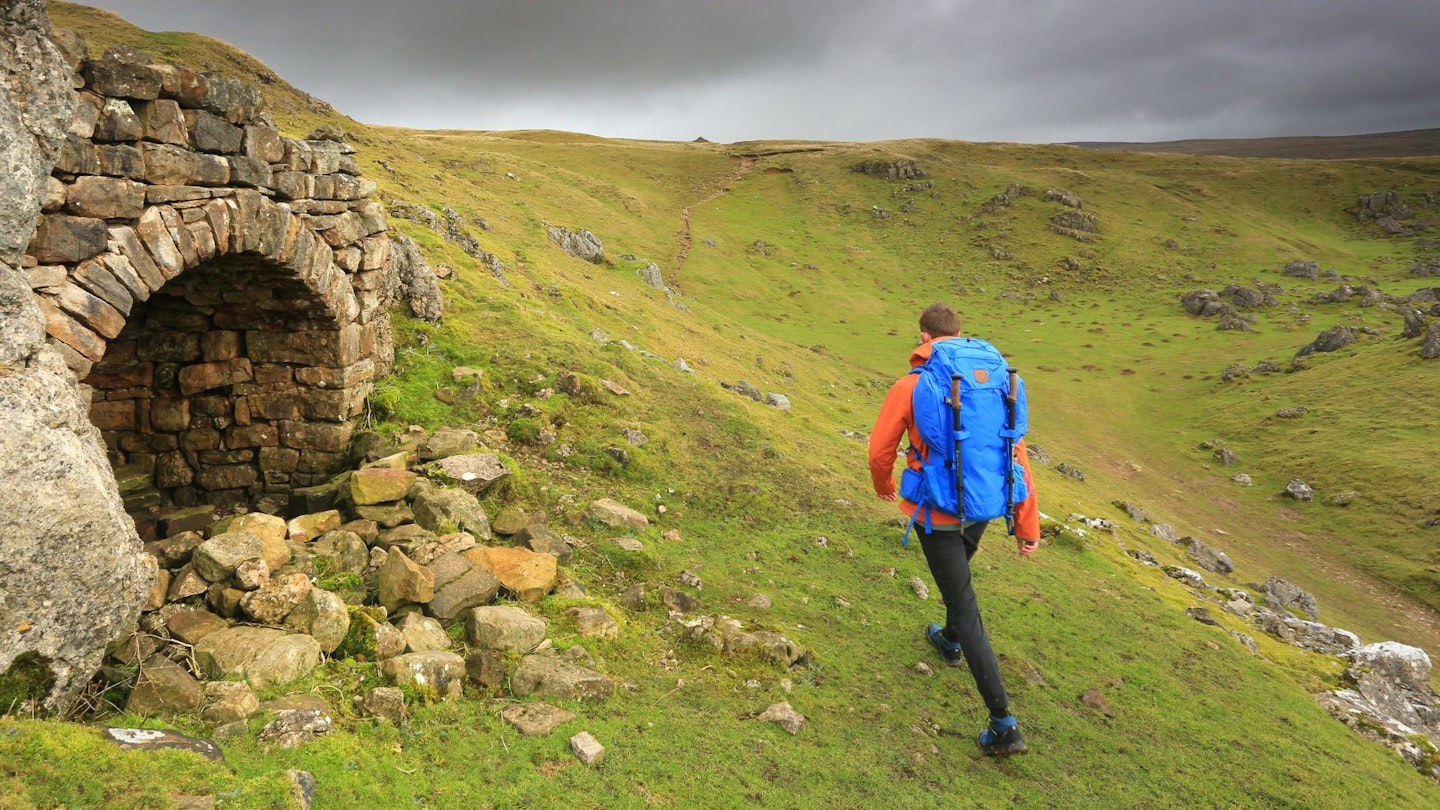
[1017,538,1039,557]
[879,492,897,502]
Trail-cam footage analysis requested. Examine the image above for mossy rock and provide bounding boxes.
[0,652,56,715]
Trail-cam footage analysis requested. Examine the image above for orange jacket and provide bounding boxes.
[868,337,1041,540]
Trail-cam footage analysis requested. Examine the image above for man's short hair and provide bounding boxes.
[919,303,961,337]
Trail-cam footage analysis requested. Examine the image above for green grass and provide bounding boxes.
[12,4,1440,807]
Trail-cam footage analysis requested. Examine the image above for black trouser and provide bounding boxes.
[918,520,1010,718]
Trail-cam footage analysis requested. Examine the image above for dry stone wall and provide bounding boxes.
[23,38,395,519]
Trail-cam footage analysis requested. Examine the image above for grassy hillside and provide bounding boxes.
[12,4,1440,807]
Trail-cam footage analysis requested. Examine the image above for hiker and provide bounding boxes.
[868,302,1041,756]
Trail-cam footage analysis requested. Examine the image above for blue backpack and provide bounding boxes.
[900,338,1028,543]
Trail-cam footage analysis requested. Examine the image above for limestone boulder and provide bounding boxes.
[586,498,649,531]
[464,545,557,602]
[397,612,450,653]
[1349,642,1432,691]
[283,588,351,653]
[511,655,615,701]
[190,530,265,582]
[379,651,465,700]
[378,549,435,612]
[426,452,509,494]
[514,524,572,566]
[126,656,204,717]
[228,512,291,571]
[193,626,321,690]
[425,552,500,621]
[349,468,416,505]
[240,572,312,624]
[465,605,546,652]
[412,485,492,539]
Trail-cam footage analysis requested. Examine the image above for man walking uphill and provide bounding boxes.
[869,302,1041,756]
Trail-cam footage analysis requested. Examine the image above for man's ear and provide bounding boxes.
[919,331,934,344]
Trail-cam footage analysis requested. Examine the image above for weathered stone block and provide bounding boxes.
[28,214,108,263]
[273,171,313,201]
[136,98,188,145]
[134,206,184,279]
[240,572,311,624]
[186,109,243,154]
[379,549,435,612]
[191,153,230,186]
[89,399,135,431]
[191,530,265,582]
[279,420,352,452]
[72,258,135,315]
[193,626,321,690]
[379,651,465,700]
[195,464,258,492]
[464,546,556,602]
[229,155,273,189]
[155,451,193,488]
[141,142,198,186]
[283,588,351,653]
[95,143,145,179]
[55,281,125,338]
[511,655,614,701]
[465,605,546,652]
[350,468,417,505]
[426,561,500,621]
[178,357,254,395]
[127,657,204,717]
[67,175,146,220]
[243,125,285,163]
[84,56,162,100]
[93,98,142,143]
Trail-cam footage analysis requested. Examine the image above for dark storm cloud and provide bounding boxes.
[85,0,1440,143]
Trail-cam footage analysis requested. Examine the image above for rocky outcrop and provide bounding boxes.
[546,224,603,264]
[849,160,925,180]
[0,0,151,714]
[386,233,441,324]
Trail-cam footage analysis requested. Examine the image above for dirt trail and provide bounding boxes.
[674,157,755,274]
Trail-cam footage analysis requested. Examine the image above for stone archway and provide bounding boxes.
[25,44,394,528]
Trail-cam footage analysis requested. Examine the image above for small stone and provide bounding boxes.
[359,687,407,724]
[910,577,930,600]
[757,701,806,734]
[1081,687,1115,717]
[570,731,605,765]
[201,681,258,724]
[568,607,619,639]
[258,708,332,749]
[501,702,575,736]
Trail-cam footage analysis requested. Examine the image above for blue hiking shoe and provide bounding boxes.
[977,714,1028,756]
[926,623,964,667]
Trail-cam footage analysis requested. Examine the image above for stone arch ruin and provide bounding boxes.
[26,43,394,527]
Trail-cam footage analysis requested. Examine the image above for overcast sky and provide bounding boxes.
[84,0,1440,145]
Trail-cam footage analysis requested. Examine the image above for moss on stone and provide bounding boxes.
[0,653,56,715]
